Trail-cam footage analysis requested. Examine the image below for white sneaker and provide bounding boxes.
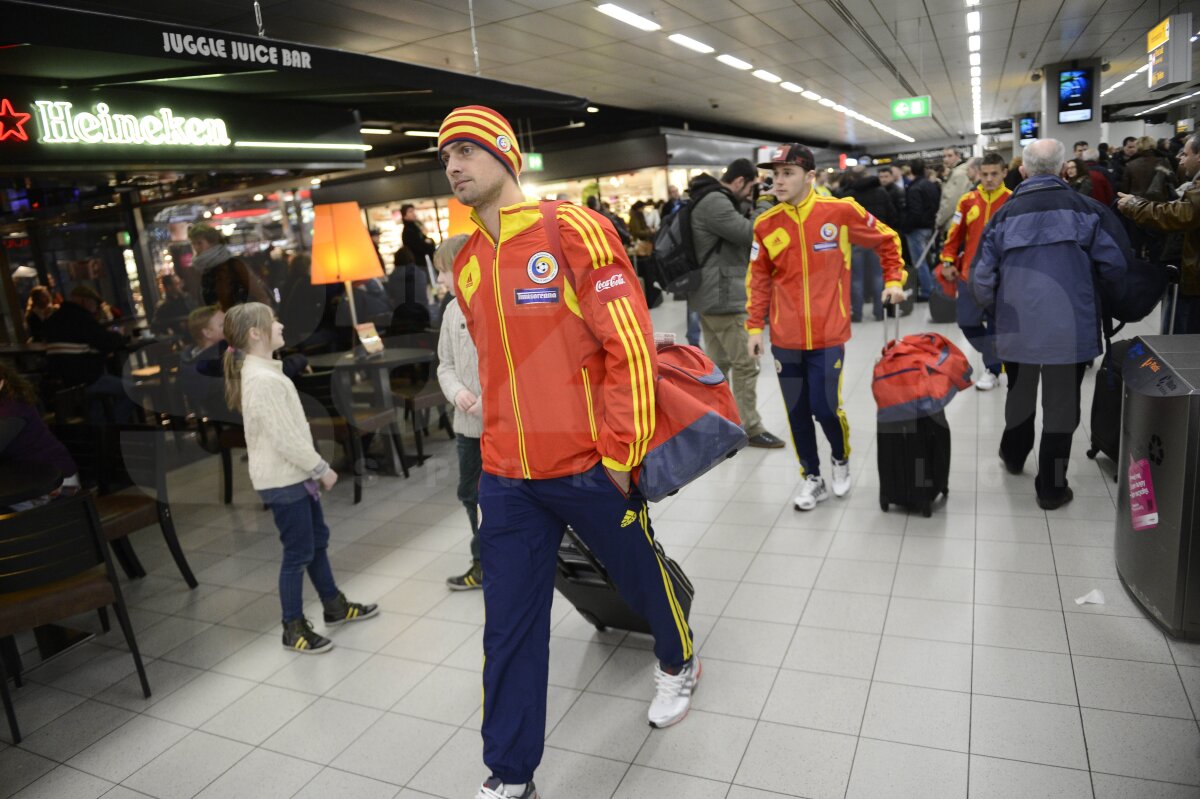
[477,778,538,799]
[831,459,852,497]
[794,475,830,511]
[648,657,700,728]
[975,371,998,391]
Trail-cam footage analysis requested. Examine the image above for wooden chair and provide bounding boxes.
[54,417,198,589]
[0,494,151,743]
[294,369,406,504]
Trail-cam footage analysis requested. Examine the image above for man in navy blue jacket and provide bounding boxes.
[970,138,1132,510]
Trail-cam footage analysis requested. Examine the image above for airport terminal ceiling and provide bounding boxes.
[13,0,1200,151]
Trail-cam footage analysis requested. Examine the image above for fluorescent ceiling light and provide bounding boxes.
[595,3,660,32]
[587,106,600,113]
[833,104,848,113]
[383,164,396,172]
[801,90,821,100]
[970,65,982,77]
[360,127,392,135]
[969,52,981,66]
[818,97,835,106]
[753,69,782,83]
[235,141,372,151]
[717,54,753,70]
[968,35,980,51]
[405,130,439,137]
[966,0,979,5]
[668,33,714,53]
[966,11,981,32]
[971,76,981,86]
[780,81,803,92]
[1137,63,1150,73]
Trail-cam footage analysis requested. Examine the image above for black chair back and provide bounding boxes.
[0,494,107,594]
[293,370,348,420]
[115,427,169,501]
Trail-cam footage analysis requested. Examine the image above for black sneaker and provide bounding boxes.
[447,561,483,591]
[477,777,538,798]
[322,592,379,625]
[999,447,1023,475]
[282,617,333,654]
[1037,487,1074,511]
[747,431,786,449]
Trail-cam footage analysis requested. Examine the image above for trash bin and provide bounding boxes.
[1114,334,1200,640]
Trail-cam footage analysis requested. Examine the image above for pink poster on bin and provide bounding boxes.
[1128,456,1159,531]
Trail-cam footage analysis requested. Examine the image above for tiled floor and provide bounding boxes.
[3,299,1199,799]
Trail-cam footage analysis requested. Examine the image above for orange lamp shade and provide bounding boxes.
[310,201,384,285]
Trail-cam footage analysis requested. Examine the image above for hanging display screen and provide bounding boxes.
[1057,68,1095,124]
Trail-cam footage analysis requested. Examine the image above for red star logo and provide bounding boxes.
[0,98,31,142]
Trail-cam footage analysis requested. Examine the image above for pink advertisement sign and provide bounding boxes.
[1128,456,1159,531]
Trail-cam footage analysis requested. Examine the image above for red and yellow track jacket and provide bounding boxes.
[937,184,1011,297]
[454,202,656,480]
[746,190,905,350]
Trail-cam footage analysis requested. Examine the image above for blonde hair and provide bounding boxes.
[432,234,470,274]
[1136,135,1157,153]
[222,302,274,411]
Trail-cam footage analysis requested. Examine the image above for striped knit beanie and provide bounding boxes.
[437,106,522,178]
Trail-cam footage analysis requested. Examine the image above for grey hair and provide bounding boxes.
[1082,149,1100,162]
[1187,132,1200,154]
[966,156,983,172]
[1022,139,1067,176]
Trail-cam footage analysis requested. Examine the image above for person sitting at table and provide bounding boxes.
[24,286,57,343]
[0,361,79,510]
[150,273,196,338]
[42,285,137,424]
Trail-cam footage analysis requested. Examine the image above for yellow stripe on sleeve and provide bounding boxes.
[613,296,655,463]
[606,301,643,468]
[558,212,601,270]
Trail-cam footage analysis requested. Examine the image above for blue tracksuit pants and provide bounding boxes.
[773,344,850,477]
[477,461,693,784]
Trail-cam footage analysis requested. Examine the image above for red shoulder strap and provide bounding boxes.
[539,200,573,290]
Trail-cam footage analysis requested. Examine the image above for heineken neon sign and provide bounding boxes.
[33,100,231,147]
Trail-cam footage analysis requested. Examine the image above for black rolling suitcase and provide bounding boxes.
[1086,269,1179,475]
[928,286,957,323]
[876,307,953,517]
[555,527,693,634]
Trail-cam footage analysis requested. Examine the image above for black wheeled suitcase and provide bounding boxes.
[1086,338,1132,471]
[877,411,952,517]
[876,308,952,517]
[554,527,693,634]
[928,286,957,323]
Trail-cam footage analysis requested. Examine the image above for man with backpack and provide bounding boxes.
[438,105,697,799]
[689,159,786,449]
[969,139,1132,510]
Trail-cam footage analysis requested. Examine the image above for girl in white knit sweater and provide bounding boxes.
[224,302,377,654]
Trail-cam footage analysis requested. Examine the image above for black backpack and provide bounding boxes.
[650,185,726,295]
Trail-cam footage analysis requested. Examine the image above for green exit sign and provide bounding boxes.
[890,96,931,120]
[526,152,545,172]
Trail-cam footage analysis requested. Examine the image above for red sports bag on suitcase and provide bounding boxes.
[873,332,974,423]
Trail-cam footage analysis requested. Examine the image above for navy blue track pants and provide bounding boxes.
[477,462,693,784]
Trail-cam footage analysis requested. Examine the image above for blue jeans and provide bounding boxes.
[773,345,849,477]
[955,281,1001,375]
[905,228,935,299]
[258,482,339,623]
[686,310,702,347]
[851,246,883,320]
[456,434,482,561]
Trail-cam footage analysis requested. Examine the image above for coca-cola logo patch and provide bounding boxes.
[593,265,632,304]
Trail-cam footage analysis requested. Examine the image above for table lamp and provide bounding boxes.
[310,201,385,333]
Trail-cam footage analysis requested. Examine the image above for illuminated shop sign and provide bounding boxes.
[33,101,231,147]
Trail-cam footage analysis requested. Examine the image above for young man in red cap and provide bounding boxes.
[747,143,907,510]
[437,105,697,799]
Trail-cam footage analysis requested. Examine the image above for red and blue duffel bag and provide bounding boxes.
[635,344,748,502]
[873,333,974,422]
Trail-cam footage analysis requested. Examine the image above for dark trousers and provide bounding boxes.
[259,482,340,623]
[773,344,850,477]
[456,434,482,561]
[477,463,693,784]
[851,246,884,321]
[999,362,1088,501]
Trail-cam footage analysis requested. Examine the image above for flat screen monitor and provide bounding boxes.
[1019,116,1039,143]
[1058,68,1094,124]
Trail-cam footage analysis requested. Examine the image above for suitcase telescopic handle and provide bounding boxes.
[882,297,904,346]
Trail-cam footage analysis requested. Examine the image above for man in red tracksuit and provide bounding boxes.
[746,143,907,510]
[937,151,1012,390]
[438,106,696,799]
